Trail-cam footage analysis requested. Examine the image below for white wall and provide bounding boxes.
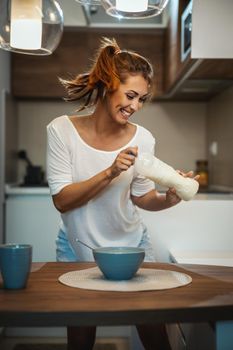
[133,101,207,171]
[207,86,233,188]
[16,100,207,183]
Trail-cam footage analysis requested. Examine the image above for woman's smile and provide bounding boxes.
[109,74,149,124]
[119,107,132,120]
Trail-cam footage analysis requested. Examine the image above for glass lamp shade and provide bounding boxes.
[75,0,101,5]
[116,0,148,13]
[0,0,63,55]
[101,0,170,19]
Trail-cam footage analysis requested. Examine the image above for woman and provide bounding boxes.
[47,37,196,350]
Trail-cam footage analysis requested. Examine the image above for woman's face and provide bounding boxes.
[105,74,150,125]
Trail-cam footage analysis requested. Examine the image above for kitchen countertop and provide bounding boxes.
[170,250,233,267]
[5,184,50,195]
[5,184,233,199]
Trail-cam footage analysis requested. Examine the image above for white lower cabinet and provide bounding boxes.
[5,192,60,262]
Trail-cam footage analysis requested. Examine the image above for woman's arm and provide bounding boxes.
[53,170,111,213]
[131,188,181,211]
[53,147,137,213]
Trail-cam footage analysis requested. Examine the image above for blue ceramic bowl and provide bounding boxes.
[93,247,145,280]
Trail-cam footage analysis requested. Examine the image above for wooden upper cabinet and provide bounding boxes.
[164,0,195,93]
[11,29,166,99]
[163,0,233,100]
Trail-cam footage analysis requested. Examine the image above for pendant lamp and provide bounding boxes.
[75,0,101,5]
[101,0,170,19]
[0,0,63,55]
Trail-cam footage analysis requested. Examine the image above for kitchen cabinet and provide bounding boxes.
[163,0,193,94]
[191,0,233,59]
[5,187,60,262]
[163,0,233,101]
[139,193,233,262]
[6,185,233,263]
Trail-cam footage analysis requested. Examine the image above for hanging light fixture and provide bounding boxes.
[101,0,170,19]
[115,0,148,13]
[0,0,63,55]
[10,0,42,50]
[75,0,101,5]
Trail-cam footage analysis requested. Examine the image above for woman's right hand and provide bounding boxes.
[106,146,138,180]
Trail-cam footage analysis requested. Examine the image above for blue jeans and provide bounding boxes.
[56,226,155,262]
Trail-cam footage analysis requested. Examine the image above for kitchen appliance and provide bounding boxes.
[181,0,192,62]
[17,150,46,186]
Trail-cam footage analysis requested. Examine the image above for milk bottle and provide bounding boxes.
[135,152,199,201]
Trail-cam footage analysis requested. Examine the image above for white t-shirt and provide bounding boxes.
[47,115,155,261]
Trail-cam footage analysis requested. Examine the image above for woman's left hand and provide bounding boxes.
[165,188,182,206]
[166,170,200,205]
[177,170,200,181]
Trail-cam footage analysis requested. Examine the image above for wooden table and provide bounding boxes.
[0,262,233,349]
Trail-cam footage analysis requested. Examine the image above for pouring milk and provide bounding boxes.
[135,153,199,201]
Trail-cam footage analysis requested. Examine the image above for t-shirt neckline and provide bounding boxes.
[65,115,139,154]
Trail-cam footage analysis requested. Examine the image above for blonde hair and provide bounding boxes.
[59,37,153,111]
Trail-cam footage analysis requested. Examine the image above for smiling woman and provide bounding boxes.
[59,37,153,110]
[46,37,196,350]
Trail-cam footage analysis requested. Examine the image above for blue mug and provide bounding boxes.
[0,244,32,289]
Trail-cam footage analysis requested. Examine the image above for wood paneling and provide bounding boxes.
[11,29,166,99]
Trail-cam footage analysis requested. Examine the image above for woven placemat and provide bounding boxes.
[58,267,192,292]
